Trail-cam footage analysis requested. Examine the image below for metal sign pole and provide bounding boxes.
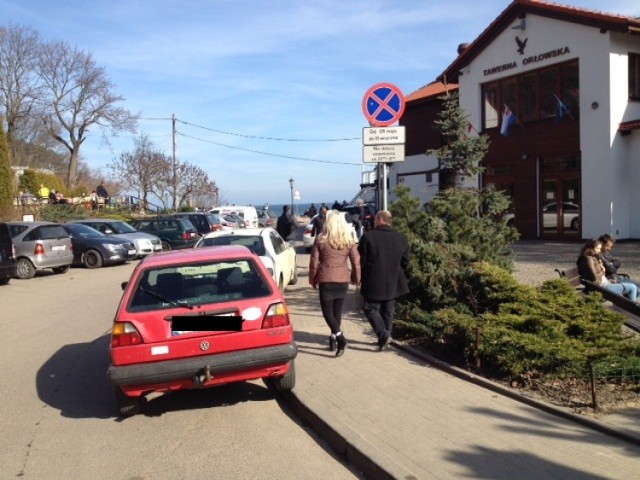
[382,163,388,210]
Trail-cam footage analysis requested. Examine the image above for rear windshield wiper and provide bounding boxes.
[138,286,193,310]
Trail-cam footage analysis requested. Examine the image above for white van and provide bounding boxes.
[209,206,258,228]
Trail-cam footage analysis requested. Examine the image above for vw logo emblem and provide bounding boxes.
[200,341,210,351]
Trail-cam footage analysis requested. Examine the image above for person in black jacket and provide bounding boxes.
[358,210,410,350]
[276,205,296,240]
[599,234,640,289]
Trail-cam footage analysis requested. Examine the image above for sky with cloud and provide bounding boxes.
[1,0,637,205]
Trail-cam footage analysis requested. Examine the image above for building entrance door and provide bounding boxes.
[540,177,581,239]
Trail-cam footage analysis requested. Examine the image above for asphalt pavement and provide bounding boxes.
[281,237,640,479]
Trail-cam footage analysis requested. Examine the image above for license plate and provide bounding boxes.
[51,245,66,251]
[128,249,136,255]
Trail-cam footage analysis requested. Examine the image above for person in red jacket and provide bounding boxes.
[358,210,410,350]
[309,211,360,356]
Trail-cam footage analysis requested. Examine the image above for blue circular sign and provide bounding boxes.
[362,83,405,127]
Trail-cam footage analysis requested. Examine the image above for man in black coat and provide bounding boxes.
[276,205,296,240]
[358,210,409,350]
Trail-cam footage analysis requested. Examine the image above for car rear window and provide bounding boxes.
[39,225,69,240]
[8,225,28,238]
[199,236,265,256]
[127,259,271,312]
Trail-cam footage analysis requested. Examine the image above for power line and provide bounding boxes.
[176,131,360,166]
[176,118,360,142]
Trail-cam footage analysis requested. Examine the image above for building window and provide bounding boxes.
[483,84,499,129]
[630,53,640,101]
[519,73,537,122]
[481,60,579,128]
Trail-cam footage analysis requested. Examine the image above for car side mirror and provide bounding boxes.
[121,281,128,291]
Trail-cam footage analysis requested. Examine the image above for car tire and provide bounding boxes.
[305,246,311,253]
[52,265,70,274]
[278,276,284,293]
[289,266,298,285]
[161,240,172,251]
[15,258,36,279]
[83,249,104,269]
[0,276,10,285]
[115,388,145,417]
[570,217,580,230]
[265,361,296,392]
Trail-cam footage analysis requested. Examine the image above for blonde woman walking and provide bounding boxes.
[309,211,361,356]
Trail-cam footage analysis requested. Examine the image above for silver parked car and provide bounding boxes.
[70,219,162,258]
[7,221,74,279]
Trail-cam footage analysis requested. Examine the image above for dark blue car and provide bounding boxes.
[62,223,137,269]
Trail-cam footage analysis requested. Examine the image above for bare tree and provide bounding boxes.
[0,24,44,164]
[37,40,138,188]
[109,133,167,208]
[174,162,218,210]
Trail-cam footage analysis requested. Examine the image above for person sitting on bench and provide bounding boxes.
[577,238,638,302]
[598,234,640,291]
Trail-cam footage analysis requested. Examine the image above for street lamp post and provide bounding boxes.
[289,178,294,214]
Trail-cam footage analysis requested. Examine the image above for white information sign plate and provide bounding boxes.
[363,144,405,163]
[362,126,406,145]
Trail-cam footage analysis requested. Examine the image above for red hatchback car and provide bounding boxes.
[107,245,297,416]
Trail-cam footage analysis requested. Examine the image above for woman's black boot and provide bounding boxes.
[329,335,337,352]
[335,333,347,357]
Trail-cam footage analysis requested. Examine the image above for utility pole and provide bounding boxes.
[172,113,178,210]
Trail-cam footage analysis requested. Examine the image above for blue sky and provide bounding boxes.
[1,0,637,205]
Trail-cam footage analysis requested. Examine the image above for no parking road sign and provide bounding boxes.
[362,83,405,127]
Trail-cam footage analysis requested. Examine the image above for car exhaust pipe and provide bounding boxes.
[193,365,212,387]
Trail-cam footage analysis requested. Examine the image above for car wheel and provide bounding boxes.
[289,266,298,285]
[115,388,145,417]
[52,265,70,274]
[83,249,104,269]
[305,246,311,253]
[265,361,296,392]
[161,241,172,251]
[0,276,10,285]
[570,217,580,230]
[278,276,284,293]
[15,258,36,279]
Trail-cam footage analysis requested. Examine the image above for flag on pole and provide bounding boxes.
[466,121,478,137]
[554,94,569,123]
[500,105,517,137]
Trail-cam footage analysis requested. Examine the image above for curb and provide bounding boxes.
[279,390,411,480]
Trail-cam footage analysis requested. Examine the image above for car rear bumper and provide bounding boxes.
[107,342,297,386]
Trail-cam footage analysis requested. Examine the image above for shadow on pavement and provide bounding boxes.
[36,334,278,420]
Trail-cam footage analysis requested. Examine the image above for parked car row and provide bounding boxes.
[0,212,300,286]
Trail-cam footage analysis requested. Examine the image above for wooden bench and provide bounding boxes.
[556,266,640,332]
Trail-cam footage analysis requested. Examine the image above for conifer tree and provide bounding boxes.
[428,91,489,190]
[0,119,14,207]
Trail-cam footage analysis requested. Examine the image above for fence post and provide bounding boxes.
[475,327,482,371]
[589,360,599,412]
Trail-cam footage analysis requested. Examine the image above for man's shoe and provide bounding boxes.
[378,336,391,351]
[329,335,337,352]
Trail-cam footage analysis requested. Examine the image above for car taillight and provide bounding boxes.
[262,303,291,328]
[11,244,16,257]
[111,322,143,347]
[34,243,45,255]
[182,232,196,239]
[303,227,312,235]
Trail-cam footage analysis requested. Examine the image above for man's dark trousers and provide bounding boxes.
[363,298,395,344]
